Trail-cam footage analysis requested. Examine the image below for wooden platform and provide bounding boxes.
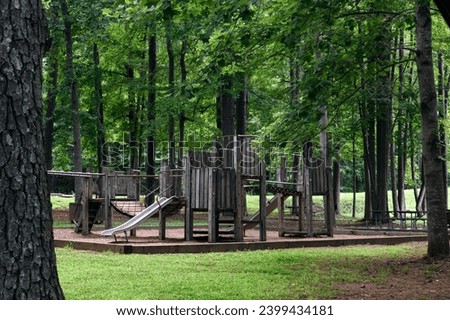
[53,228,430,255]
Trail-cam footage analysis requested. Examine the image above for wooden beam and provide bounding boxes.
[208,168,217,243]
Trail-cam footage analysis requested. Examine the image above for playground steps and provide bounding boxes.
[74,199,102,233]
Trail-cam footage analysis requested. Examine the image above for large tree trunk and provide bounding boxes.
[61,0,82,198]
[415,1,449,257]
[221,76,234,137]
[93,43,105,172]
[374,33,392,220]
[0,0,65,299]
[125,63,138,170]
[235,72,247,135]
[397,31,407,212]
[437,53,448,209]
[166,34,175,169]
[178,40,187,167]
[146,32,157,205]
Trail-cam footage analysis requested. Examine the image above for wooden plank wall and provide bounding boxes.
[215,168,236,211]
[190,167,210,210]
[310,161,327,195]
[240,137,261,177]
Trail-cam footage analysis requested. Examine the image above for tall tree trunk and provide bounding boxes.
[397,30,407,212]
[415,0,449,257]
[166,34,175,168]
[367,102,377,217]
[125,63,138,170]
[437,53,448,209]
[178,40,187,167]
[360,98,376,220]
[61,0,82,198]
[235,72,247,135]
[289,52,301,106]
[146,32,157,205]
[352,107,357,218]
[44,50,58,170]
[0,0,65,299]
[221,76,234,137]
[374,36,392,220]
[93,43,105,172]
[216,94,222,132]
[389,37,399,218]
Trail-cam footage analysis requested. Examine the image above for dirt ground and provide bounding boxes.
[53,209,450,300]
[335,244,450,300]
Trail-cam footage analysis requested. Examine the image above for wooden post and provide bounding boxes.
[159,206,166,240]
[234,136,244,241]
[184,156,193,241]
[304,165,313,237]
[292,154,301,217]
[208,168,217,242]
[259,161,267,241]
[103,168,112,229]
[81,177,90,235]
[277,158,287,237]
[326,167,335,236]
[294,155,304,232]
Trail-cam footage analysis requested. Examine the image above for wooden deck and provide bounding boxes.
[53,227,429,255]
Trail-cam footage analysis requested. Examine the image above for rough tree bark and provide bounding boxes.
[415,0,449,257]
[0,0,65,299]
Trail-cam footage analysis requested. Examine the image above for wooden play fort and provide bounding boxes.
[48,135,334,242]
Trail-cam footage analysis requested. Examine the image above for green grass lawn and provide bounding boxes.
[52,195,74,210]
[57,243,425,300]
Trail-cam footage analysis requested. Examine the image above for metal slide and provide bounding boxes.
[101,196,178,236]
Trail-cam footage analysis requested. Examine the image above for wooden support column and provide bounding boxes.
[326,167,335,236]
[259,161,267,241]
[81,177,90,235]
[277,158,286,237]
[292,154,301,216]
[234,135,244,241]
[304,165,313,237]
[184,156,193,241]
[159,206,166,240]
[295,155,304,232]
[208,168,218,243]
[103,168,112,229]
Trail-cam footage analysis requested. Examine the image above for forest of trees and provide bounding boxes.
[43,0,450,219]
[2,0,450,300]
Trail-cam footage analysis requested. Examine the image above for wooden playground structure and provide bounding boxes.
[48,135,335,243]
